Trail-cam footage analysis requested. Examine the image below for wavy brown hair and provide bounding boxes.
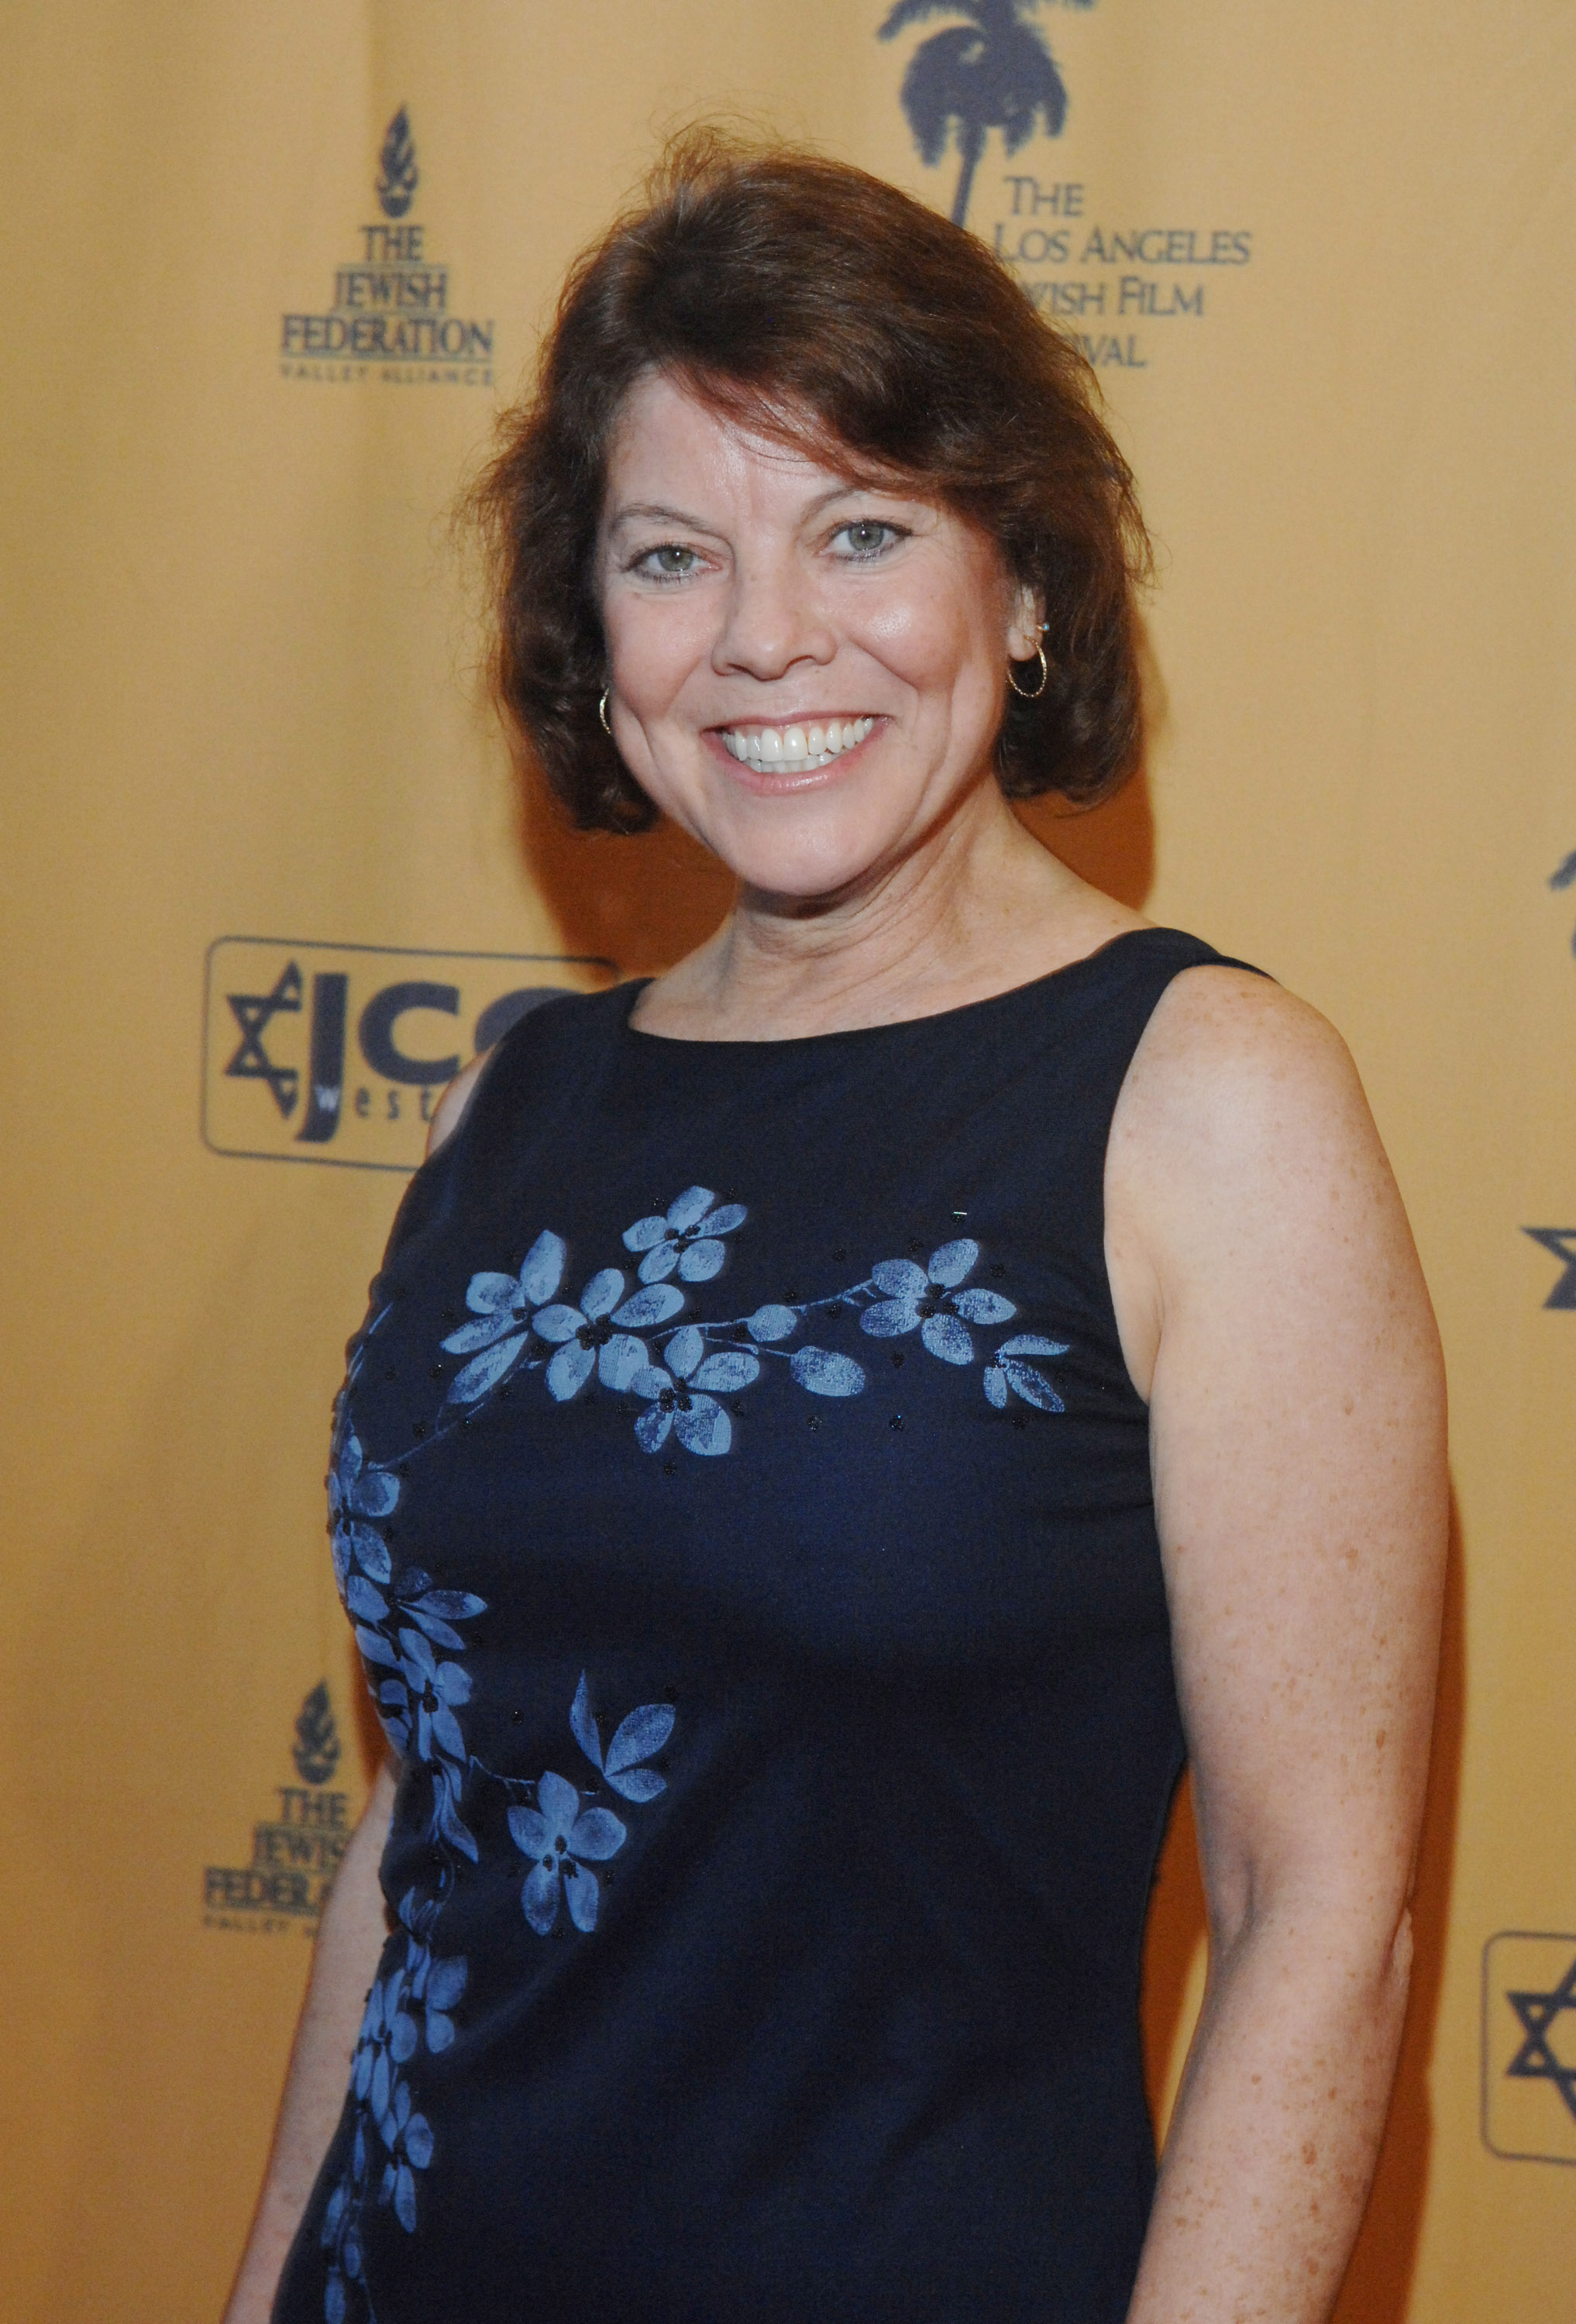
[466,130,1152,834]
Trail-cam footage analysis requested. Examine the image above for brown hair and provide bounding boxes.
[468,130,1151,834]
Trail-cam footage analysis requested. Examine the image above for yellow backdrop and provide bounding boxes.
[5,3,1574,2316]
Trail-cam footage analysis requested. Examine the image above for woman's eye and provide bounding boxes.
[634,544,700,580]
[831,521,903,561]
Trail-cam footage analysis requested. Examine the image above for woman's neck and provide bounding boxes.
[630,796,1144,1041]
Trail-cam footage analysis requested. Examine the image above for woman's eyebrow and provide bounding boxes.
[607,483,914,536]
[606,501,717,534]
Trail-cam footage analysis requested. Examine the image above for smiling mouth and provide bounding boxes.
[717,716,876,772]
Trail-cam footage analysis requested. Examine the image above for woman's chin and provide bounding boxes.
[701,821,904,908]
[645,749,989,907]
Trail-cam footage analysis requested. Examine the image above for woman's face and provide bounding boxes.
[596,371,1040,902]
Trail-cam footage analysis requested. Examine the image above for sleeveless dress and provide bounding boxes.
[274,926,1248,2324]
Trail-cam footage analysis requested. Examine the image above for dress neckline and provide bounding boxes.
[618,924,1172,1052]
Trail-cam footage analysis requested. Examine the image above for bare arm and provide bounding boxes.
[1106,970,1447,2324]
[222,1762,397,2324]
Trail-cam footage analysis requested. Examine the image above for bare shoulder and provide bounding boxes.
[1110,963,1377,1201]
[425,1053,491,1159]
[1104,965,1426,1400]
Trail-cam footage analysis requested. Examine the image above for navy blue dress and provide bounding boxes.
[274,927,1241,2324]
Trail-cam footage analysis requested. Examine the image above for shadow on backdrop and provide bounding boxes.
[1021,768,1154,912]
[1025,607,1162,913]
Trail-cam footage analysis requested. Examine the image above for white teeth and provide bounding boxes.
[719,715,874,771]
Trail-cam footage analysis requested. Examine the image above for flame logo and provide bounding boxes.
[377,106,418,219]
[293,1681,342,1786]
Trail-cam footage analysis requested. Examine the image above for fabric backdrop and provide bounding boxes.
[4,3,1573,2315]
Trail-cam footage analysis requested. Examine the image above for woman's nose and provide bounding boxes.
[711,560,835,680]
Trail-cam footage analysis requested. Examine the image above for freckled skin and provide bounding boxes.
[1109,978,1446,2322]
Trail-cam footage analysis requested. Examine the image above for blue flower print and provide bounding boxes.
[322,1920,463,2305]
[532,1270,685,1401]
[328,1425,397,1588]
[570,1669,675,1803]
[382,1627,471,1763]
[416,1195,1063,1464]
[353,1965,419,2143]
[860,1236,1016,1365]
[321,2175,363,2322]
[788,1346,866,1397]
[508,1772,626,1934]
[357,1618,480,1858]
[410,1948,467,2051]
[395,1893,470,2052]
[983,1334,1071,1412]
[343,1566,485,1663]
[623,1184,748,1284]
[744,1303,799,1342]
[376,2079,435,2233]
[628,1320,759,1456]
[349,1964,435,2232]
[440,1228,567,1403]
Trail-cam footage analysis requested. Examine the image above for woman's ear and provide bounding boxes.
[1005,581,1046,663]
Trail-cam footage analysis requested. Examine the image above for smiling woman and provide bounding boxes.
[591,370,1057,912]
[233,131,1447,2324]
[469,129,1149,837]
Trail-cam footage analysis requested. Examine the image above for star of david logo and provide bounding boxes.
[222,960,302,1118]
[1523,1228,1576,1310]
[1505,1952,1576,2123]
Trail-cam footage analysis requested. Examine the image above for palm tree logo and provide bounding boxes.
[879,0,1094,228]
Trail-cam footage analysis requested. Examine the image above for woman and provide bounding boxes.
[229,136,1446,2324]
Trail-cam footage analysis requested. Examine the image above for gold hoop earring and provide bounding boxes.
[597,688,613,735]
[1007,643,1048,700]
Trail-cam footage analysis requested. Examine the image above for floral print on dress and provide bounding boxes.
[328,1396,482,1861]
[317,1180,1071,2319]
[439,1229,689,1408]
[860,1237,1017,1364]
[321,1942,446,2316]
[508,1672,675,1934]
[509,1774,626,1934]
[532,1267,652,1400]
[329,1427,397,1588]
[983,1336,1072,1411]
[318,1384,494,2320]
[395,1892,470,2054]
[623,1184,748,1283]
[316,1658,671,2321]
[350,1968,435,2225]
[630,1323,759,1456]
[428,1195,1070,1456]
[437,1227,566,1402]
[569,1669,675,1803]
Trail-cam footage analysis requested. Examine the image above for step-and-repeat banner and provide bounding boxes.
[5,2,1573,2315]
